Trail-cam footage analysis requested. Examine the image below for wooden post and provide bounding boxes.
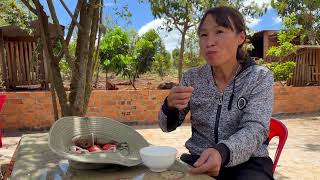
[23,42,30,84]
[263,31,269,61]
[19,42,26,83]
[14,42,22,83]
[41,42,49,89]
[0,30,8,87]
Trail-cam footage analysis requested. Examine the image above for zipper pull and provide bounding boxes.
[218,93,223,105]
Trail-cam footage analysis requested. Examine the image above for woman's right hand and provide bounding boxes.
[167,86,194,111]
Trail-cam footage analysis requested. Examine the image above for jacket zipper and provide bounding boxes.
[214,92,223,144]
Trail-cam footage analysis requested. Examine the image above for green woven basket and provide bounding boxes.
[48,116,150,169]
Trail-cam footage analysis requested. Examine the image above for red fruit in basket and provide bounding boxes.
[102,144,117,152]
[88,145,102,152]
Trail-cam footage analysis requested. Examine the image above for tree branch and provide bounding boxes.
[162,2,187,27]
[57,0,83,60]
[172,21,183,34]
[166,12,185,26]
[58,0,82,30]
[92,0,103,74]
[46,0,73,67]
[162,8,185,34]
[84,0,101,114]
[21,0,38,15]
[66,0,83,45]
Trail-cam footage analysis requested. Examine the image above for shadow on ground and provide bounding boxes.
[274,171,290,180]
[304,144,320,152]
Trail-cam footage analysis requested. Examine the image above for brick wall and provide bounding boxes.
[86,90,168,125]
[1,86,320,130]
[273,86,320,114]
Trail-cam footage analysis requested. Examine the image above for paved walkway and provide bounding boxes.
[1,114,320,179]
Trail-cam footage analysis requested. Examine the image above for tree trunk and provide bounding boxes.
[42,37,59,121]
[50,83,59,121]
[83,0,100,114]
[105,69,108,89]
[93,0,103,89]
[69,0,95,116]
[94,65,100,88]
[178,27,187,82]
[131,77,137,90]
[32,0,71,116]
[24,0,102,117]
[0,30,8,88]
[308,31,317,45]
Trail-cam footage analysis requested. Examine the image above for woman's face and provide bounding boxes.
[199,15,245,67]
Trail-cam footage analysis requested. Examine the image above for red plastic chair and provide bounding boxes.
[268,117,288,174]
[0,95,7,148]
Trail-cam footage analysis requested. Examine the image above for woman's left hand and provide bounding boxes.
[189,148,222,176]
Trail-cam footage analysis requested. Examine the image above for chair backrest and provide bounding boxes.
[0,95,6,148]
[0,95,6,111]
[268,117,288,174]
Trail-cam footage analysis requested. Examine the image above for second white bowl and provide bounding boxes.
[139,146,177,172]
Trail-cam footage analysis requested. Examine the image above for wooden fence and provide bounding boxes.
[0,22,54,89]
[0,40,48,88]
[286,46,320,86]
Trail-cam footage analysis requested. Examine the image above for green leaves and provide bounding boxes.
[267,14,303,58]
[99,25,130,69]
[133,29,160,75]
[0,0,34,33]
[59,41,76,80]
[263,61,296,82]
[113,4,132,25]
[145,0,269,81]
[153,51,171,78]
[271,0,320,45]
[148,0,206,32]
[99,27,162,84]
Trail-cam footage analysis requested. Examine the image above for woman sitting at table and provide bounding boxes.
[158,6,274,180]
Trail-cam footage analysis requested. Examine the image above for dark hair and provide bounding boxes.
[198,6,247,62]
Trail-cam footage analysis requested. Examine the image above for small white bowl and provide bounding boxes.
[139,146,177,172]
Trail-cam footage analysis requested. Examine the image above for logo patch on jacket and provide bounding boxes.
[237,97,247,110]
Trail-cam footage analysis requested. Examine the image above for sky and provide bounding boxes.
[48,0,283,52]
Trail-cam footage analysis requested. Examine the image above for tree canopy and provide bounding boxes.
[100,27,163,89]
[143,0,268,81]
[271,0,320,45]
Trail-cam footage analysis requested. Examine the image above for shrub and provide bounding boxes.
[262,61,296,82]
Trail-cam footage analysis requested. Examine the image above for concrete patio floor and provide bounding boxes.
[1,113,320,179]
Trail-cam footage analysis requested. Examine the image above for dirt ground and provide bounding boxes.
[0,72,179,92]
[1,70,288,92]
[93,72,179,90]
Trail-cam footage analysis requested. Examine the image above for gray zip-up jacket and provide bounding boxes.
[158,58,274,167]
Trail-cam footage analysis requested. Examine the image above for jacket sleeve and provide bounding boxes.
[158,72,191,132]
[219,70,274,167]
